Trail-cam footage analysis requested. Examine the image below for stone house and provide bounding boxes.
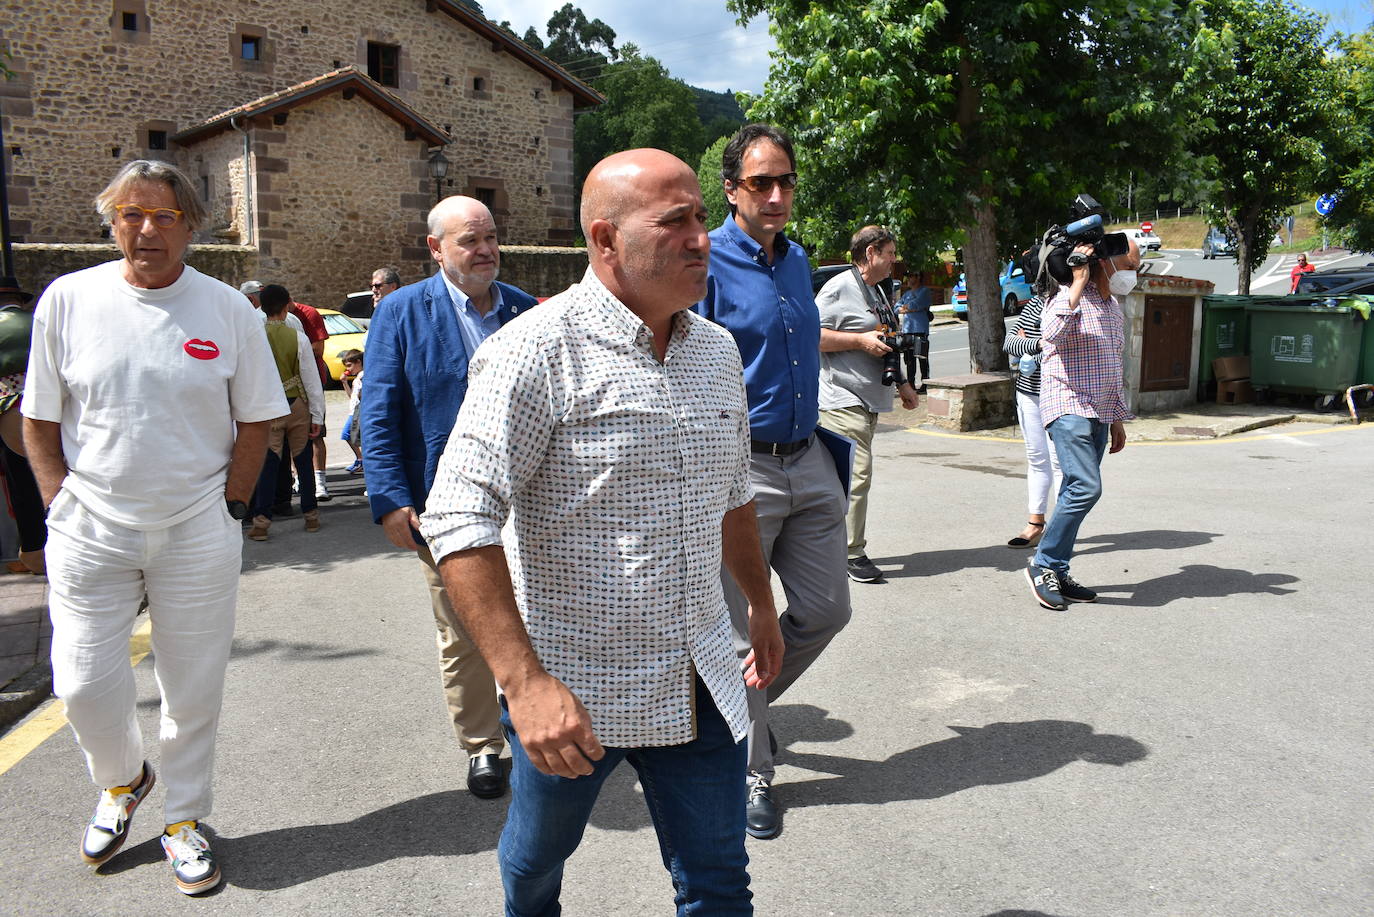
[0,0,601,305]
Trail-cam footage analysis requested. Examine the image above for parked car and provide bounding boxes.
[1295,262,1374,296]
[810,263,896,301]
[318,308,367,384]
[338,290,373,325]
[1128,228,1163,251]
[952,260,1034,320]
[1202,227,1236,259]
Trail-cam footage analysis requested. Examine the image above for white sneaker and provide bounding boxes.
[161,822,222,895]
[80,761,155,866]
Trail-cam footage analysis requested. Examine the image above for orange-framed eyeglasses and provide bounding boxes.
[114,204,185,228]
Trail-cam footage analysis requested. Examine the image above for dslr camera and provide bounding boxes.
[877,323,914,387]
[1039,194,1131,284]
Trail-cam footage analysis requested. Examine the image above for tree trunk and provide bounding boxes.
[960,198,1009,374]
[1232,213,1254,295]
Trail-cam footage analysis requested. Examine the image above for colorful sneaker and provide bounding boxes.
[345,460,363,475]
[161,822,222,895]
[80,761,155,866]
[1025,564,1067,610]
[1058,572,1098,603]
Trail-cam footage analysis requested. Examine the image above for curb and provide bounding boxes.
[0,661,53,734]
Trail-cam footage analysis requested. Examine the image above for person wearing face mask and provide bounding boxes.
[1024,236,1139,611]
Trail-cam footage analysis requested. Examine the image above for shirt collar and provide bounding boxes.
[717,215,792,265]
[440,270,503,318]
[578,267,694,356]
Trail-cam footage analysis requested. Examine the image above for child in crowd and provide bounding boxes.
[338,349,364,474]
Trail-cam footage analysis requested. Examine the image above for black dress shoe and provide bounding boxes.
[745,777,781,839]
[467,754,507,799]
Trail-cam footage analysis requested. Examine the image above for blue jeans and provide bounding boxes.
[499,677,752,916]
[1033,414,1108,575]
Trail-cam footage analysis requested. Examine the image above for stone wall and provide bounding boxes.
[498,246,587,299]
[0,0,581,245]
[11,244,259,302]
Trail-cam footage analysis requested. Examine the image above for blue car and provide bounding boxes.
[952,261,1034,320]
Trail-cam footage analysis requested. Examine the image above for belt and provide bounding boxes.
[751,438,809,456]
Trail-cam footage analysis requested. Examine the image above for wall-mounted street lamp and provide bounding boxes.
[428,148,450,206]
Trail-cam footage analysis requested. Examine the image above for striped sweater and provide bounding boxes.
[1002,294,1046,397]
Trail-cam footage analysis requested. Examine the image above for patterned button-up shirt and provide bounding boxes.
[420,268,753,747]
[1038,280,1134,427]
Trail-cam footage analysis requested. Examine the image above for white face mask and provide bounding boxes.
[1107,269,1137,296]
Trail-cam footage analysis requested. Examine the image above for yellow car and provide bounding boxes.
[318,309,367,384]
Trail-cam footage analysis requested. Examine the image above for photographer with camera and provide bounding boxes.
[817,225,920,584]
[1024,199,1139,611]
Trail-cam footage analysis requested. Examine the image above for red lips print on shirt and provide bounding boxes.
[184,339,221,360]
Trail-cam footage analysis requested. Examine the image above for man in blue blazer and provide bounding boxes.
[361,196,537,799]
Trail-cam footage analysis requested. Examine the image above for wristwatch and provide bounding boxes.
[225,499,250,520]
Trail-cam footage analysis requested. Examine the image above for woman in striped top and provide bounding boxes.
[1002,294,1062,547]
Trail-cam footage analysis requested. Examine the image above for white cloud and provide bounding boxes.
[481,0,776,95]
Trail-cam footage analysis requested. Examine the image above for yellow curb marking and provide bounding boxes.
[904,422,1371,446]
[0,617,152,778]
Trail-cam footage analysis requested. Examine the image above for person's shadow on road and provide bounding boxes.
[875,529,1222,579]
[1093,564,1298,607]
[779,719,1147,808]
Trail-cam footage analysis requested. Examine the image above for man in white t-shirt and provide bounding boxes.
[22,160,286,896]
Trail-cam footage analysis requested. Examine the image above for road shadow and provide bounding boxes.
[874,530,1222,579]
[1094,564,1299,607]
[769,703,856,752]
[780,720,1147,808]
[982,911,1073,917]
[237,470,401,575]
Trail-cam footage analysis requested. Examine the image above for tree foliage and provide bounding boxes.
[1194,0,1339,293]
[1320,27,1374,252]
[697,135,731,230]
[573,47,706,197]
[728,0,1208,372]
[542,2,619,80]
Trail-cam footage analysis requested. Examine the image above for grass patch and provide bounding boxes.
[1109,205,1326,252]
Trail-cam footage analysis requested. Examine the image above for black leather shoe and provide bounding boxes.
[745,776,781,839]
[467,754,507,799]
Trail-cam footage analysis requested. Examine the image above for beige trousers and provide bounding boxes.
[818,405,879,558]
[417,545,504,758]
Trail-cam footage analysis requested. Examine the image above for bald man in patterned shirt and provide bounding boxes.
[420,149,784,916]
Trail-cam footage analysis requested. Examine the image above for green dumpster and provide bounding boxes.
[1199,296,1251,389]
[1247,301,1363,400]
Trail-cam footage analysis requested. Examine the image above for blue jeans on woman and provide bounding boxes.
[499,676,752,916]
[1033,414,1109,575]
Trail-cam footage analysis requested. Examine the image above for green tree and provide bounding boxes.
[1194,0,1339,293]
[727,0,1208,372]
[1320,27,1374,252]
[574,46,706,196]
[697,135,731,230]
[543,3,619,80]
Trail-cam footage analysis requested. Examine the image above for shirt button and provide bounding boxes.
[796,393,802,398]
[792,360,798,365]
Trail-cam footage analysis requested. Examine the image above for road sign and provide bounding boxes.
[1315,194,1338,217]
[1141,221,1154,232]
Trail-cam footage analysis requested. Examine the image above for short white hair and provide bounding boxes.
[94,160,208,230]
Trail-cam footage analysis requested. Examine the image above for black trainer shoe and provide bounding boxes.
[846,555,884,583]
[745,774,781,839]
[1057,572,1098,603]
[1025,564,1067,610]
[81,761,155,866]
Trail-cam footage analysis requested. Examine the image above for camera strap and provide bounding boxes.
[851,265,898,332]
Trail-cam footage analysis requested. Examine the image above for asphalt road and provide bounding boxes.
[2,411,1371,915]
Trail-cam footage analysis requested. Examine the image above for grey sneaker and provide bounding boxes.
[81,761,155,866]
[1058,572,1098,603]
[846,555,884,583]
[161,822,222,895]
[1025,564,1067,610]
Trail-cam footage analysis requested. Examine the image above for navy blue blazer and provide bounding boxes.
[361,271,536,531]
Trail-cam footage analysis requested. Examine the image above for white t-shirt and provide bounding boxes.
[23,261,288,529]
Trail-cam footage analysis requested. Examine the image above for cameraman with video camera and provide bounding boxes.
[817,225,919,584]
[1024,197,1139,611]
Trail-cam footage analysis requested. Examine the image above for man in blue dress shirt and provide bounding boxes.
[361,195,537,801]
[695,124,852,840]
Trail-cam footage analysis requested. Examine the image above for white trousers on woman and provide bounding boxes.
[1016,390,1062,516]
[46,490,242,825]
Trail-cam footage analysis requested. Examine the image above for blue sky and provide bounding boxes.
[483,1,1373,96]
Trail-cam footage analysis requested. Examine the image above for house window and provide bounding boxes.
[473,77,485,92]
[122,11,138,30]
[201,175,211,201]
[367,42,400,87]
[474,187,496,209]
[148,130,167,151]
[241,35,260,60]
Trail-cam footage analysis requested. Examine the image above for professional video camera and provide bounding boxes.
[1038,194,1131,285]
